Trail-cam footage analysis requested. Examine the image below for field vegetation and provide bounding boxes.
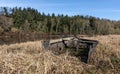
[0,6,120,74]
[0,35,120,74]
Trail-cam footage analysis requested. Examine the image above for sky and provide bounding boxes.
[0,0,120,20]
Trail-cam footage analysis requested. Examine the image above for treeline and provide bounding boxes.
[0,7,120,35]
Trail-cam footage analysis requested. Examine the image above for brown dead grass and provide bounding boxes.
[0,41,84,74]
[84,35,120,73]
[0,35,120,74]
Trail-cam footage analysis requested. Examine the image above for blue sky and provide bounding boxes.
[0,0,120,20]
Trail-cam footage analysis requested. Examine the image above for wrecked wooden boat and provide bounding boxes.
[42,36,98,63]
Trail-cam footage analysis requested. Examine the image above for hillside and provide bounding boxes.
[0,7,120,74]
[0,7,120,36]
[0,35,120,74]
[0,14,13,34]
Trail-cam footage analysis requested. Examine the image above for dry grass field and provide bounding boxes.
[0,35,120,74]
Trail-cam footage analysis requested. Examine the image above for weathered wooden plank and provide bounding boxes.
[42,36,99,63]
